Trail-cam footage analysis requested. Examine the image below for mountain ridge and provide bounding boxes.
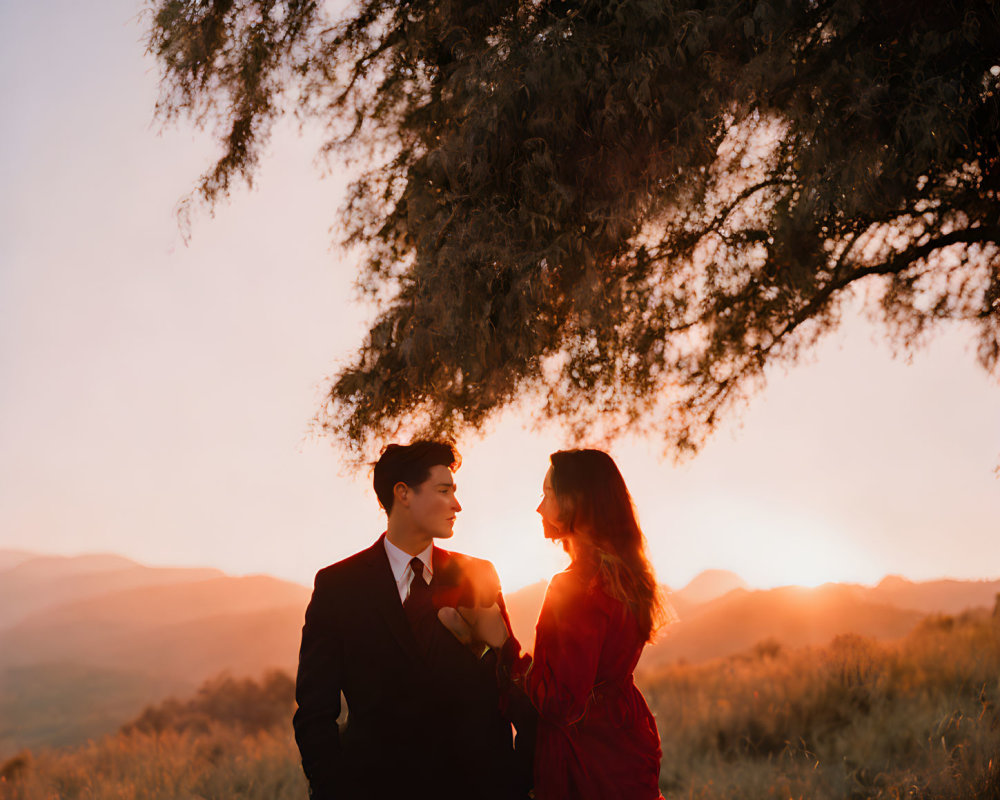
[2,548,997,757]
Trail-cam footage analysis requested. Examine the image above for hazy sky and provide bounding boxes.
[2,0,997,593]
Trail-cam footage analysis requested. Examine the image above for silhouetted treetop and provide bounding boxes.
[148,0,1000,456]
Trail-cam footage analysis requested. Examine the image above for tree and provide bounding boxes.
[147,0,1000,456]
[124,670,295,734]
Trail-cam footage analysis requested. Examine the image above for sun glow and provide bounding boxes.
[639,488,878,593]
[733,514,872,589]
[452,507,569,594]
[453,465,876,594]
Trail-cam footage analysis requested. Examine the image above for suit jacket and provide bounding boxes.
[293,535,535,800]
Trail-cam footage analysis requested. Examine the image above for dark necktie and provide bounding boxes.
[403,556,434,630]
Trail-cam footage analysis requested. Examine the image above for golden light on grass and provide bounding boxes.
[4,608,998,799]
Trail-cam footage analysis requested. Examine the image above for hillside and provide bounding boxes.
[0,549,40,571]
[640,583,925,667]
[674,569,748,606]
[4,611,998,799]
[503,573,999,666]
[0,553,310,758]
[2,549,997,758]
[0,553,224,629]
[0,663,188,754]
[0,576,309,677]
[865,575,1000,615]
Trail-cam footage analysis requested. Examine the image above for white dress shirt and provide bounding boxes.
[383,535,434,604]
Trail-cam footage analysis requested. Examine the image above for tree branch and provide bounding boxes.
[695,226,1000,428]
[649,176,795,260]
[774,225,1000,346]
[330,34,398,109]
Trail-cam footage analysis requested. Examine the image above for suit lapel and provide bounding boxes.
[362,539,476,664]
[363,535,422,663]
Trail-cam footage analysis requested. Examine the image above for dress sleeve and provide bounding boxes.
[500,571,607,726]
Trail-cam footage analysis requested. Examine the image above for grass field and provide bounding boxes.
[648,609,1000,798]
[2,610,997,799]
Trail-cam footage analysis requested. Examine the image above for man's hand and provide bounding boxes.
[468,603,510,649]
[438,604,510,651]
[438,606,476,647]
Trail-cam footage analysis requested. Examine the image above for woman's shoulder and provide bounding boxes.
[544,566,609,612]
[548,563,593,589]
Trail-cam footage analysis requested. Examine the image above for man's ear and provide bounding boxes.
[392,481,410,509]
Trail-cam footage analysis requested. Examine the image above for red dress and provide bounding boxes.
[501,565,664,800]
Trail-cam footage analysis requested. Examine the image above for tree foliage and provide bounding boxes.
[148,0,1000,456]
[123,671,295,735]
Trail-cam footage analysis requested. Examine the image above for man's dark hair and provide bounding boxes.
[373,441,461,514]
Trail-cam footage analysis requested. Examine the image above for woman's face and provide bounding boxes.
[536,466,565,540]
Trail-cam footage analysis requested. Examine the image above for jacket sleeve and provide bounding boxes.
[494,591,537,724]
[292,570,344,800]
[477,566,538,732]
[500,571,606,726]
[494,589,538,795]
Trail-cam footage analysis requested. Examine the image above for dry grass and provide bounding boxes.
[0,726,305,800]
[644,611,1000,799]
[2,612,997,799]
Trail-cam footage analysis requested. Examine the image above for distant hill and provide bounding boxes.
[0,575,310,680]
[5,552,139,577]
[503,573,999,669]
[0,552,224,629]
[2,548,997,758]
[0,552,310,758]
[675,569,748,607]
[0,548,40,572]
[0,662,187,755]
[640,584,925,668]
[865,575,1000,615]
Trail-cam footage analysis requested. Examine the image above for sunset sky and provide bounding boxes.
[2,0,998,595]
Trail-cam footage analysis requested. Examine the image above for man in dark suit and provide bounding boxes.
[293,441,534,800]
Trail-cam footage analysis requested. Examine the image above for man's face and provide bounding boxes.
[404,464,462,539]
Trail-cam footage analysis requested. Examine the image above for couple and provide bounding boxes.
[293,441,669,800]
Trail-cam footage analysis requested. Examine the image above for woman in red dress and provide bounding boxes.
[465,449,670,799]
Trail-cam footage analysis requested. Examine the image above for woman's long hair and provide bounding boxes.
[549,449,667,642]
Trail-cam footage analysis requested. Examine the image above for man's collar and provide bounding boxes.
[383,534,434,582]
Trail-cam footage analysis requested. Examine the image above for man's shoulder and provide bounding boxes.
[435,547,498,576]
[435,547,502,606]
[313,541,382,586]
